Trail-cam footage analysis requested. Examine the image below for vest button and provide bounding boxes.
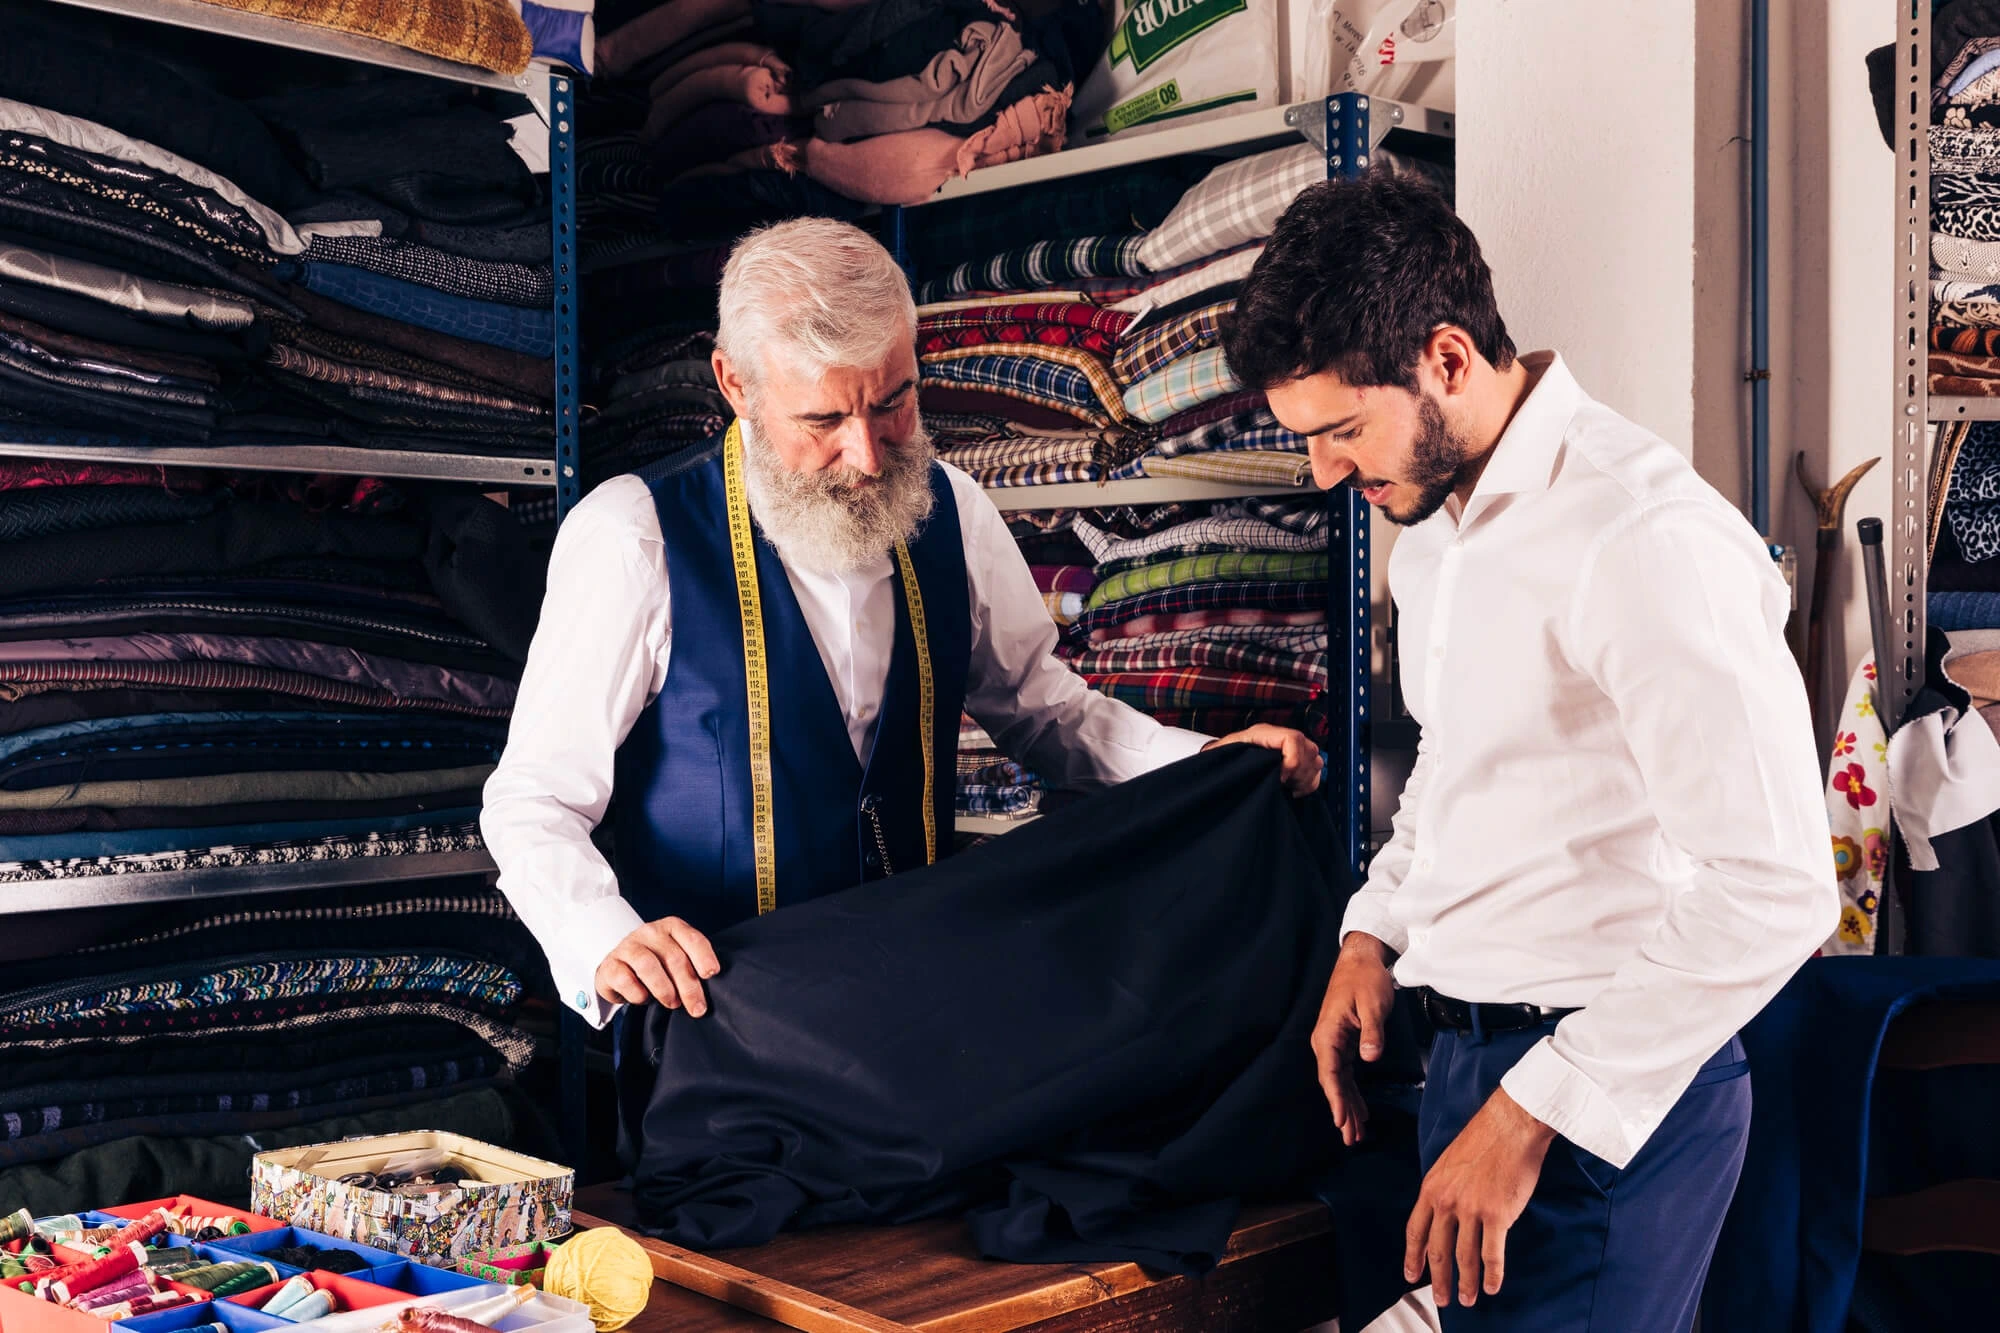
[864,851,882,872]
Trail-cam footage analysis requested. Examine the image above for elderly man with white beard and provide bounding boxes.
[482,218,1322,1085]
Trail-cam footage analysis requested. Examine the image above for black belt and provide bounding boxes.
[1421,988,1578,1034]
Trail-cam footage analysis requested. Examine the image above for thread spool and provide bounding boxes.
[281,1289,336,1321]
[69,1272,154,1310]
[261,1274,314,1316]
[0,1210,33,1245]
[45,1243,144,1303]
[544,1230,652,1333]
[112,1211,170,1249]
[31,1216,84,1240]
[209,1269,276,1299]
[97,1289,192,1320]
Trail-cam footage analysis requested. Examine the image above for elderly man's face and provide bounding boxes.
[713,342,922,480]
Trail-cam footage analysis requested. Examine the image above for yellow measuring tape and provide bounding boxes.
[722,422,937,914]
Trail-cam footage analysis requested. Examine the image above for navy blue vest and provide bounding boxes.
[611,437,971,936]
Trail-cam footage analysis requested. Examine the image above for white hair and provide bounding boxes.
[715,219,916,396]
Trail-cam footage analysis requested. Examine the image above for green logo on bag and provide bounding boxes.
[1108,0,1249,74]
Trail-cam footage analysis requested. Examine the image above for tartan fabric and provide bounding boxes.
[922,325,1119,357]
[1065,638,1328,687]
[922,344,1133,426]
[1071,512,1327,564]
[955,783,1041,816]
[1240,495,1330,534]
[1137,143,1329,271]
[1159,390,1270,438]
[917,235,1150,303]
[1085,550,1330,612]
[1084,668,1314,711]
[1123,347,1242,424]
[1113,299,1230,385]
[1077,623,1328,654]
[1142,451,1315,487]
[939,429,1097,473]
[965,461,1100,489]
[1070,582,1329,642]
[1107,413,1308,480]
[1085,606,1326,645]
[1069,244,1259,303]
[0,659,509,718]
[920,303,1132,341]
[956,752,1038,785]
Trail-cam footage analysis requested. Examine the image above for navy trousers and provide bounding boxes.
[1417,1022,1752,1332]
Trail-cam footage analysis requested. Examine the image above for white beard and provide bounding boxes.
[738,415,937,574]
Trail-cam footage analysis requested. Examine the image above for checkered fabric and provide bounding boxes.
[1084,667,1315,711]
[955,782,1042,816]
[1082,604,1324,646]
[1238,495,1329,534]
[1085,551,1332,612]
[1113,299,1230,385]
[1071,244,1260,304]
[1111,247,1262,315]
[939,429,1098,473]
[1070,512,1327,564]
[1065,634,1328,686]
[1122,347,1242,424]
[918,235,1150,303]
[1137,144,1325,272]
[1107,411,1307,479]
[923,344,1133,427]
[1142,451,1315,487]
[919,304,1133,358]
[974,461,1103,489]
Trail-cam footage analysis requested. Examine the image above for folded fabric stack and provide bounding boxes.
[1931,422,2000,631]
[0,14,555,462]
[954,716,1041,821]
[1928,10,2000,393]
[590,0,1106,217]
[0,460,541,882]
[185,0,537,73]
[0,879,543,1212]
[1049,497,1332,737]
[577,329,726,486]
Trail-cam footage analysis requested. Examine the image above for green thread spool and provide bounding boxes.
[0,1209,32,1245]
[208,1269,274,1299]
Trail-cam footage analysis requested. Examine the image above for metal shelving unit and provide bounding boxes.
[902,93,1449,882]
[0,1,581,899]
[1892,0,1936,727]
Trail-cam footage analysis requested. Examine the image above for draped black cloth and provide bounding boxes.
[630,746,1350,1275]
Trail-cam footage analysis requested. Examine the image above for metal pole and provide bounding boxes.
[1748,0,1771,536]
[1328,93,1373,885]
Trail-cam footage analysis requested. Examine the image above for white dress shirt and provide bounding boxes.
[482,460,1209,1029]
[1349,352,1838,1169]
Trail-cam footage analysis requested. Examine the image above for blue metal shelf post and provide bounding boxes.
[551,73,582,520]
[1327,92,1373,885]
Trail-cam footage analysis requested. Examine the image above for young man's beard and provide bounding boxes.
[1374,393,1481,528]
[740,413,938,573]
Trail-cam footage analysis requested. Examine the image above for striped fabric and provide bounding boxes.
[918,235,1150,303]
[1071,512,1327,564]
[939,429,1097,473]
[1113,299,1231,385]
[0,659,510,718]
[920,302,1132,341]
[1065,636,1328,686]
[1069,582,1329,643]
[1080,622,1327,653]
[916,291,1089,317]
[923,344,1132,427]
[1142,451,1315,487]
[1240,495,1330,534]
[1123,347,1241,424]
[1086,551,1332,612]
[979,461,1101,489]
[1071,243,1260,304]
[1085,668,1315,711]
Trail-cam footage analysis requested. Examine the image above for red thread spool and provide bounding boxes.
[397,1308,493,1333]
[112,1211,170,1250]
[46,1242,143,1303]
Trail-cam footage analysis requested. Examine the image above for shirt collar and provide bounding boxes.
[1456,351,1579,517]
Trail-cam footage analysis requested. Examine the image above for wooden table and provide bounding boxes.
[576,1184,1338,1333]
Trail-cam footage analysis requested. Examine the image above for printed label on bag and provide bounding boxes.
[1108,0,1249,74]
[1100,80,1257,136]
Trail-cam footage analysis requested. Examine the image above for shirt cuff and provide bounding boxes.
[555,893,647,1030]
[1147,725,1214,770]
[1499,1034,1641,1169]
[1338,893,1410,957]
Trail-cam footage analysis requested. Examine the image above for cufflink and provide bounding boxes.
[575,991,589,1011]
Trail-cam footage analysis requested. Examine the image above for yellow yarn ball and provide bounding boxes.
[545,1227,652,1332]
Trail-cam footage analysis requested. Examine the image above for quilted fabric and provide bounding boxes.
[187,0,532,74]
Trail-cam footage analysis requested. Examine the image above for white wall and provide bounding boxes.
[1456,0,1699,455]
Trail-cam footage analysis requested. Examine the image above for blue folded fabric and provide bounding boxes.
[0,805,482,861]
[920,355,1111,423]
[523,1,593,73]
[0,711,505,766]
[276,261,554,357]
[1930,590,2000,630]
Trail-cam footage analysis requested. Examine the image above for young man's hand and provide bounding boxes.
[1405,1088,1557,1307]
[1309,931,1396,1144]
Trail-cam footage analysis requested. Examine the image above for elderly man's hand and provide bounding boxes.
[1203,724,1322,796]
[595,917,721,1017]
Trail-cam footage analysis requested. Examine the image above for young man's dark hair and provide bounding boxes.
[1222,170,1516,394]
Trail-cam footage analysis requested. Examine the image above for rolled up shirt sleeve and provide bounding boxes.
[1498,499,1839,1167]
